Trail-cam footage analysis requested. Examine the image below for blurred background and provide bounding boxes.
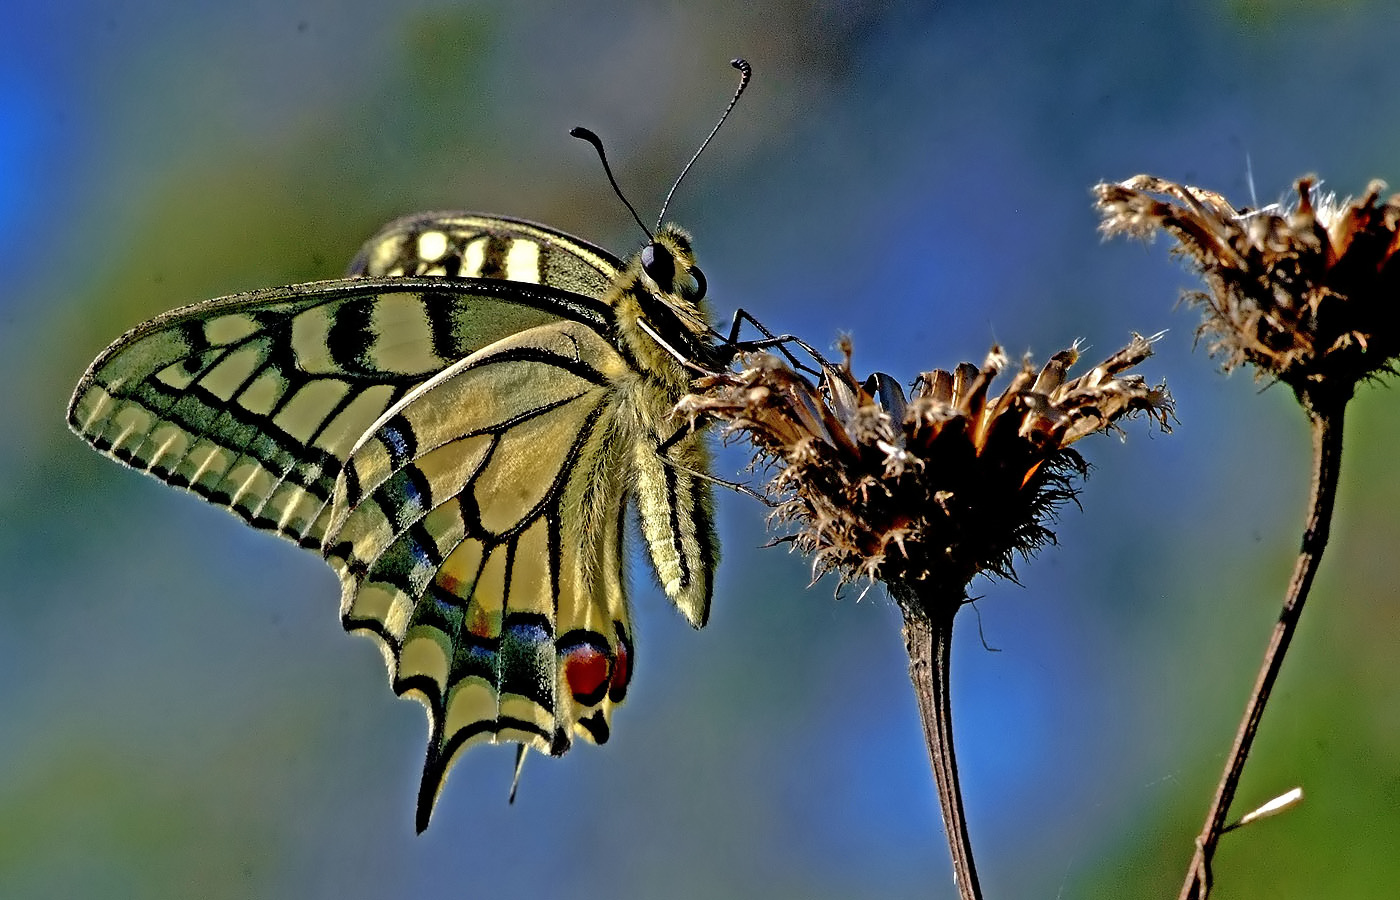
[4,1,1400,897]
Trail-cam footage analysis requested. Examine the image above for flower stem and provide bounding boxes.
[898,593,983,900]
[1178,397,1345,900]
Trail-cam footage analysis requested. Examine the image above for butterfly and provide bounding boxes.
[68,60,752,831]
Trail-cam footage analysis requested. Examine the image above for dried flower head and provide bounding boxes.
[1095,175,1400,405]
[679,336,1172,620]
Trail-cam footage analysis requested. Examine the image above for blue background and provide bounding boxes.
[4,1,1400,897]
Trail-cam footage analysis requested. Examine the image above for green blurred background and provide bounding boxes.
[5,1,1400,897]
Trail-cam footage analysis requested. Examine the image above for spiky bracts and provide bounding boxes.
[679,336,1171,619]
[1096,176,1400,408]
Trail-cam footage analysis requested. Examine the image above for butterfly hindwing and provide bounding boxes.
[322,317,638,825]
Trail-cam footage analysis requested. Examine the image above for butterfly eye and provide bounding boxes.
[641,242,676,289]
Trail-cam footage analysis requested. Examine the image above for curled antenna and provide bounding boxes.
[656,58,752,230]
[571,125,653,240]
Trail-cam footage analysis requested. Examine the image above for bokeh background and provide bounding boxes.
[5,1,1400,897]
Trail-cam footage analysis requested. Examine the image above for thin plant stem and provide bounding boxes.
[898,589,983,900]
[1178,395,1346,900]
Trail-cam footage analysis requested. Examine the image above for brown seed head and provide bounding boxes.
[677,336,1172,619]
[1095,175,1400,404]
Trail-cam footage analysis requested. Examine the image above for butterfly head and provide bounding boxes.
[613,223,719,377]
[640,227,708,307]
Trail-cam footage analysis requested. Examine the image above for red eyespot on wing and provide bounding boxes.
[562,641,611,705]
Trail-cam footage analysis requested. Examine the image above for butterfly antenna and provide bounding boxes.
[655,57,752,230]
[571,126,653,240]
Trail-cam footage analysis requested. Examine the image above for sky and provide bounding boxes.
[4,1,1400,898]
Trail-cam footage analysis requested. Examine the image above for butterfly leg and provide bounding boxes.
[654,423,770,505]
[715,308,834,376]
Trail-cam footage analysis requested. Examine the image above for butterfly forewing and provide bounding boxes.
[69,210,721,829]
[348,211,620,294]
[69,277,606,544]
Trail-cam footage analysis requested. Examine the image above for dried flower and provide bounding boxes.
[682,333,1171,900]
[1096,173,1400,898]
[1095,175,1400,406]
[679,335,1172,620]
